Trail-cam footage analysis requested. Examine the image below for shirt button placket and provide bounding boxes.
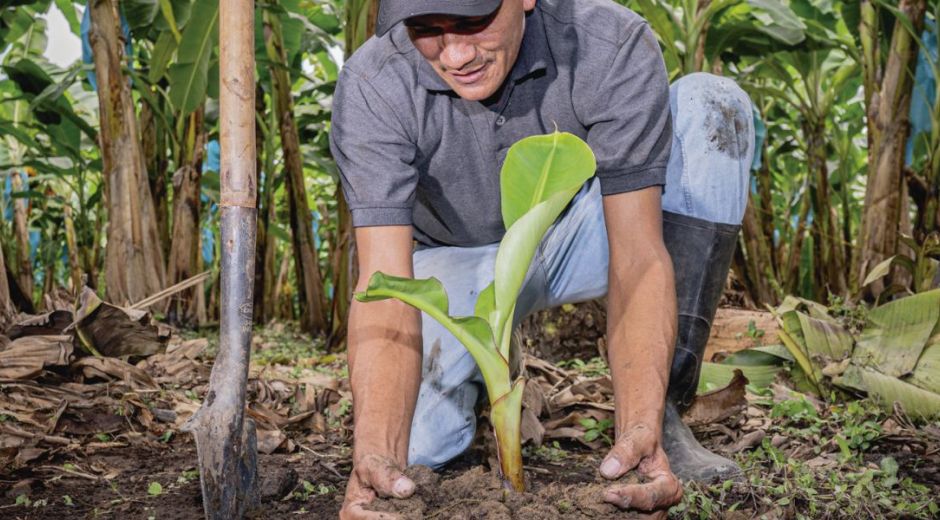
[495,115,506,127]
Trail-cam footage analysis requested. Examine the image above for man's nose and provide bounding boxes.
[439,33,476,71]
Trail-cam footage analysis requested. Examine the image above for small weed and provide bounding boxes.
[747,319,765,340]
[827,294,869,332]
[177,469,200,485]
[15,494,30,507]
[62,495,74,506]
[290,480,333,501]
[327,398,352,428]
[95,433,111,442]
[523,440,568,462]
[579,417,614,445]
[147,482,163,496]
[558,356,609,377]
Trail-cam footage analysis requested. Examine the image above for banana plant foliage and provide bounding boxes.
[776,289,940,419]
[166,0,218,116]
[355,132,596,492]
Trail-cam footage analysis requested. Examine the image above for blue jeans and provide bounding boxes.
[408,73,755,468]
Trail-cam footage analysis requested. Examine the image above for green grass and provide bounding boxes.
[670,397,939,519]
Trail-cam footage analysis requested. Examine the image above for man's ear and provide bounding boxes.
[523,0,537,13]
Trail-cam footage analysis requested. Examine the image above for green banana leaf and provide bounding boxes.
[167,0,218,116]
[492,189,579,357]
[491,132,595,357]
[499,131,596,228]
[148,30,178,83]
[355,272,508,397]
[795,311,853,360]
[698,362,781,394]
[124,0,160,30]
[853,289,940,377]
[721,344,794,366]
[777,311,824,391]
[835,365,940,421]
[905,324,940,394]
[52,0,80,34]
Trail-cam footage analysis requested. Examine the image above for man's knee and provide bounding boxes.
[666,73,754,224]
[670,72,755,165]
[408,387,478,468]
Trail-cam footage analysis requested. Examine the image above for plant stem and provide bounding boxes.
[489,379,526,492]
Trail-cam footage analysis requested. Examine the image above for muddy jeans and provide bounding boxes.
[408,73,756,468]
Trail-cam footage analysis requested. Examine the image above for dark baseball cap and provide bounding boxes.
[375,0,502,36]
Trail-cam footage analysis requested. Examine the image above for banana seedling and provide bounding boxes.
[355,131,596,491]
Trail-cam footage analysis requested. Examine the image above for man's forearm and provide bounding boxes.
[348,290,422,464]
[606,245,677,437]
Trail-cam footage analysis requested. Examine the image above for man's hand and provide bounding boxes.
[600,188,682,516]
[599,423,682,516]
[342,226,422,520]
[340,454,415,520]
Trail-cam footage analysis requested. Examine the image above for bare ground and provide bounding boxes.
[2,302,938,519]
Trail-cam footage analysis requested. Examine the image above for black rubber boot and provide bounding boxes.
[661,211,743,483]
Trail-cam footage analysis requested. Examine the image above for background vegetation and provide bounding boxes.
[0,0,938,339]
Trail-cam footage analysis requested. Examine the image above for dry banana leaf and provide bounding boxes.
[73,287,165,358]
[0,335,73,379]
[70,356,158,389]
[685,369,748,427]
[5,310,73,340]
[853,289,940,377]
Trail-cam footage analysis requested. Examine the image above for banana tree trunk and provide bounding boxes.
[253,85,267,324]
[264,5,329,334]
[784,178,812,295]
[329,191,354,350]
[64,206,82,294]
[140,101,171,259]
[805,119,846,300]
[88,0,167,306]
[329,0,380,350]
[167,109,206,324]
[10,172,32,302]
[182,0,260,517]
[260,99,279,324]
[741,197,780,305]
[856,0,926,295]
[0,240,12,329]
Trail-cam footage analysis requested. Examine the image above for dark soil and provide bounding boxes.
[0,437,626,519]
[0,442,347,519]
[519,300,606,363]
[367,465,651,519]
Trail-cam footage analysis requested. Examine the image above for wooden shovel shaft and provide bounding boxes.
[220,0,257,208]
[183,1,260,518]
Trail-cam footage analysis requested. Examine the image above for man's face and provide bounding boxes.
[405,0,536,101]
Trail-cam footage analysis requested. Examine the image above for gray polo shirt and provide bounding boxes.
[329,0,672,247]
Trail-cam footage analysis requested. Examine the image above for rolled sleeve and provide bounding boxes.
[329,67,418,227]
[583,23,672,196]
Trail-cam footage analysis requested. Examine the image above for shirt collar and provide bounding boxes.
[403,7,553,93]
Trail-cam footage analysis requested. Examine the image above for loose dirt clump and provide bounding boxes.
[367,465,648,519]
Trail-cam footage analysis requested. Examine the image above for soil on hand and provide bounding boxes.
[367,465,649,519]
